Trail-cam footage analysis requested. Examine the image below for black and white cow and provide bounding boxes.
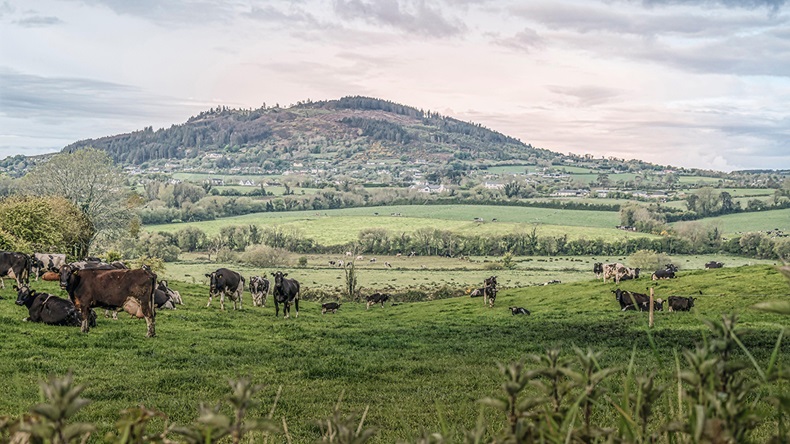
[705,261,724,269]
[593,262,603,279]
[249,275,270,307]
[365,293,389,309]
[0,251,31,289]
[651,269,676,280]
[509,306,531,315]
[205,268,245,310]
[612,288,650,311]
[32,253,67,280]
[272,271,300,318]
[321,302,341,314]
[483,276,498,308]
[667,296,695,312]
[14,284,96,327]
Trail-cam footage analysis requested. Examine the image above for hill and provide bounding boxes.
[61,96,657,173]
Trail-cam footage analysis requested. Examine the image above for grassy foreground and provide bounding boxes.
[0,265,788,442]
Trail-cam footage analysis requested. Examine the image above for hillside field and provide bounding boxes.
[0,265,788,442]
[145,204,654,246]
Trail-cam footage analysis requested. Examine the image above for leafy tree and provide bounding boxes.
[21,148,133,257]
[0,196,91,255]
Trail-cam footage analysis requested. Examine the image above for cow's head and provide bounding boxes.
[273,271,287,288]
[633,268,641,278]
[206,272,220,293]
[59,264,78,290]
[14,285,34,307]
[688,297,696,308]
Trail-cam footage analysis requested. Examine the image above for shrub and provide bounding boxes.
[239,244,290,268]
[627,249,672,271]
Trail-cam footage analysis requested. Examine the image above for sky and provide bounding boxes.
[1,0,789,172]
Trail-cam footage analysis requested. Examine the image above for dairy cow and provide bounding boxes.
[205,268,244,310]
[272,271,300,318]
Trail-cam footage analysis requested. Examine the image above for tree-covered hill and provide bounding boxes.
[62,96,558,169]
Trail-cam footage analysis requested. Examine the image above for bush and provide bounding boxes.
[627,249,672,271]
[239,244,290,268]
[297,256,308,267]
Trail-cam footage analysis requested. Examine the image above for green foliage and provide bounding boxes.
[298,256,308,267]
[628,249,672,270]
[0,195,92,255]
[239,244,291,268]
[344,261,358,300]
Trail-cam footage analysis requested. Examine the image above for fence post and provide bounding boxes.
[649,287,655,328]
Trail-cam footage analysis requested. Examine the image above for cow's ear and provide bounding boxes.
[205,273,211,277]
[284,273,288,277]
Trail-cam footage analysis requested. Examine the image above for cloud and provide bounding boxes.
[492,27,545,52]
[14,15,62,27]
[546,85,623,107]
[73,0,240,25]
[333,0,465,37]
[244,4,321,27]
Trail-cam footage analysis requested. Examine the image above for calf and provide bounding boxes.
[321,302,341,314]
[14,285,96,327]
[272,271,300,318]
[509,306,531,315]
[593,262,603,279]
[667,296,696,312]
[612,288,651,311]
[0,251,31,289]
[705,261,724,269]
[60,264,156,336]
[365,292,389,309]
[205,268,245,310]
[249,275,270,307]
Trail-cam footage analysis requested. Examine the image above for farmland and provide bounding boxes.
[0,265,787,442]
[145,204,654,246]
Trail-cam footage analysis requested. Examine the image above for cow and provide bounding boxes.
[14,285,96,327]
[154,281,178,310]
[384,261,392,268]
[321,302,341,314]
[664,264,679,273]
[483,276,498,308]
[0,251,31,289]
[604,263,640,284]
[705,261,724,269]
[612,288,651,311]
[157,280,183,305]
[543,279,561,286]
[369,257,377,263]
[667,296,696,312]
[60,264,156,336]
[205,268,244,310]
[365,292,389,309]
[651,269,676,280]
[509,306,531,315]
[32,253,67,280]
[249,275,270,307]
[593,262,603,279]
[272,271,300,318]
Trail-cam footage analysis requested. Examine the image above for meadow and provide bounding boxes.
[670,207,790,235]
[146,204,653,246]
[1,265,788,442]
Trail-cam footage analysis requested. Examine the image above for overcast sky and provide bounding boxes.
[1,0,789,171]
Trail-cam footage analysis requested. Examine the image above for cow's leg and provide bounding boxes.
[275,301,280,317]
[206,294,213,308]
[284,302,290,319]
[294,298,299,318]
[220,292,225,311]
[80,306,91,333]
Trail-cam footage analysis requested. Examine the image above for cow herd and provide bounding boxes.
[2,249,716,337]
[595,261,703,313]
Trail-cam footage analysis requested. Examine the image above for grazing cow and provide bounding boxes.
[593,262,603,279]
[705,261,724,269]
[60,264,156,336]
[667,296,696,312]
[321,302,341,314]
[509,306,531,315]
[483,276,498,308]
[651,269,676,280]
[272,271,300,318]
[205,268,245,310]
[612,288,651,311]
[604,263,640,284]
[621,300,662,312]
[356,255,364,261]
[329,260,336,266]
[345,251,353,257]
[384,261,392,268]
[366,292,389,309]
[14,285,96,327]
[369,258,377,263]
[0,251,31,289]
[544,279,561,286]
[249,275,270,307]
[32,253,67,280]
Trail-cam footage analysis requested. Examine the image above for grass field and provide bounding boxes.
[1,265,787,442]
[673,208,790,235]
[145,205,653,246]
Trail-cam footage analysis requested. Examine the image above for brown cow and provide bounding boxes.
[60,264,157,337]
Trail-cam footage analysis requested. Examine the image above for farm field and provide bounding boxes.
[0,265,787,442]
[673,207,790,235]
[145,205,653,245]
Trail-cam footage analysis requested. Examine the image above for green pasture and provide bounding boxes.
[146,205,647,246]
[163,253,779,292]
[674,208,790,234]
[0,265,788,442]
[171,172,282,182]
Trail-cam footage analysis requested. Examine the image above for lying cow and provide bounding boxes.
[272,271,300,318]
[705,261,724,269]
[60,264,157,337]
[249,275,270,307]
[205,268,245,310]
[667,296,695,312]
[14,285,96,327]
[612,288,650,311]
[509,306,531,315]
[321,302,341,314]
[366,292,389,309]
[651,268,676,280]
